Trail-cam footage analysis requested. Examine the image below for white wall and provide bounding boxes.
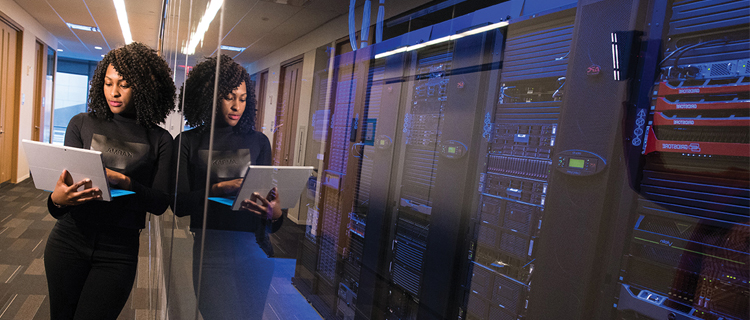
[0,0,58,182]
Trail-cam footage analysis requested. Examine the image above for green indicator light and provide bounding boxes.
[448,147,456,154]
[569,158,585,168]
[380,140,385,145]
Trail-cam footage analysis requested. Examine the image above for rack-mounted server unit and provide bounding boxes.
[617,0,749,319]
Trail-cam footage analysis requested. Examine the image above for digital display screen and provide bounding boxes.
[569,158,585,168]
[448,147,456,154]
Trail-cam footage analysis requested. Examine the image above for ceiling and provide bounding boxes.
[13,0,163,61]
[14,0,430,66]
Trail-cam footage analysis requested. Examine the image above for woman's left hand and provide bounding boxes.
[106,168,132,190]
[240,187,282,220]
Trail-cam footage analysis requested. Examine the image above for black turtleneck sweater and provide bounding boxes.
[173,125,282,232]
[47,113,174,230]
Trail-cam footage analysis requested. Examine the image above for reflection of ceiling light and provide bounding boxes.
[66,23,98,32]
[94,46,102,50]
[260,0,309,7]
[57,49,63,52]
[183,0,224,55]
[113,0,133,44]
[220,45,245,52]
[375,21,509,59]
[101,54,105,57]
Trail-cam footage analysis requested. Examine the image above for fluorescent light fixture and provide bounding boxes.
[101,54,105,57]
[57,49,63,52]
[463,21,509,36]
[375,20,509,59]
[374,46,407,59]
[94,46,102,50]
[66,23,98,32]
[113,0,133,44]
[220,45,246,52]
[409,35,451,51]
[183,0,224,55]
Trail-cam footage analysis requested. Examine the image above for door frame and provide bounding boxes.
[252,69,269,132]
[0,11,23,184]
[32,39,49,142]
[273,55,304,166]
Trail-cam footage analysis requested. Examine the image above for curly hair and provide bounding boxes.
[87,42,175,128]
[179,54,255,133]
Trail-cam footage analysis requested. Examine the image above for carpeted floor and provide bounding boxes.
[0,179,161,320]
[0,179,320,320]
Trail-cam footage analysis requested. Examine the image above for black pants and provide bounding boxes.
[44,215,140,320]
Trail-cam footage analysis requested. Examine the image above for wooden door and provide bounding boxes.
[32,41,48,142]
[253,70,268,132]
[272,60,303,166]
[0,18,19,184]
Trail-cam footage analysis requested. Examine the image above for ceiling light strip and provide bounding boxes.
[220,45,245,52]
[183,0,224,55]
[113,0,133,44]
[66,23,98,32]
[374,20,509,59]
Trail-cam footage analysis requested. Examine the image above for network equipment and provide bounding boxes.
[465,9,575,320]
[617,0,750,319]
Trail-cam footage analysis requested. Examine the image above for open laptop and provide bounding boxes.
[208,165,313,210]
[22,139,134,201]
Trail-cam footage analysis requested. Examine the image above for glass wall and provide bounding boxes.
[51,72,88,145]
[154,0,749,319]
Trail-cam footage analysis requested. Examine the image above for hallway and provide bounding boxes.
[0,179,53,319]
[0,180,321,319]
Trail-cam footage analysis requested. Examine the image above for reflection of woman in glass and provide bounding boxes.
[45,42,175,319]
[174,54,282,319]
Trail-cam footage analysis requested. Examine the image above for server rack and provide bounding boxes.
[291,1,750,319]
[335,56,386,319]
[525,0,662,318]
[315,48,373,318]
[389,42,455,303]
[293,16,505,319]
[463,7,576,320]
[617,0,750,319]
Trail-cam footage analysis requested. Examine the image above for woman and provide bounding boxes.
[45,42,175,319]
[174,54,282,319]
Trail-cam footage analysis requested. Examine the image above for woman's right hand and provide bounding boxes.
[210,178,243,196]
[50,170,102,206]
